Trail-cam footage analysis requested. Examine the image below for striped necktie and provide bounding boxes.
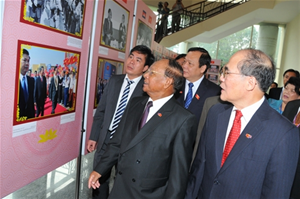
[184,83,194,109]
[110,78,134,139]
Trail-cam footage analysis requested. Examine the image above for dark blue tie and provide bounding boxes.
[184,83,194,109]
[22,76,28,102]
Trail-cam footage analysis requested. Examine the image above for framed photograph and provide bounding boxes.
[14,40,81,125]
[100,0,130,52]
[20,0,86,38]
[208,65,219,74]
[206,74,219,85]
[136,20,153,49]
[94,58,124,108]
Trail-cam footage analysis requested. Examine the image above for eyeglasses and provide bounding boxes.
[145,69,165,76]
[219,66,243,78]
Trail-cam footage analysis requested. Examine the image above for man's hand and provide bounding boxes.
[88,171,102,189]
[87,140,97,152]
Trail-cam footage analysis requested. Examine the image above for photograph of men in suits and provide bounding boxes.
[87,45,154,199]
[103,8,113,46]
[283,99,300,199]
[88,59,197,199]
[176,47,220,122]
[34,67,47,117]
[268,68,299,100]
[185,49,299,199]
[18,49,35,120]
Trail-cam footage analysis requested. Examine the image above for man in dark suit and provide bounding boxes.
[103,8,113,46]
[87,45,154,199]
[49,66,59,114]
[34,67,47,117]
[268,69,299,100]
[176,47,220,122]
[18,49,35,120]
[283,99,300,199]
[88,58,197,199]
[186,49,299,199]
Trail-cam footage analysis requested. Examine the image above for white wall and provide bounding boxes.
[279,13,300,87]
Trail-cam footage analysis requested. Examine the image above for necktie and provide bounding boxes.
[139,101,153,130]
[22,76,28,102]
[184,83,194,109]
[293,111,300,127]
[110,79,134,139]
[221,110,243,167]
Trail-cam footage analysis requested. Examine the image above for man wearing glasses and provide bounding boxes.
[89,59,197,199]
[185,49,299,199]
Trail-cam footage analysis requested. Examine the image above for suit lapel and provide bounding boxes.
[130,77,145,99]
[218,101,269,173]
[215,106,233,171]
[122,98,176,153]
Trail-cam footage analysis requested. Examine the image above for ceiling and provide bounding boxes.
[142,0,300,45]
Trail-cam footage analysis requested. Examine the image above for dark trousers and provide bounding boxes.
[36,101,45,117]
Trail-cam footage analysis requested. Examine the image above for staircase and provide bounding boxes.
[155,0,251,44]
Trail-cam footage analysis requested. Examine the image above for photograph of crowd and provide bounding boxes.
[14,41,80,125]
[21,0,85,37]
[94,58,124,107]
[100,0,129,52]
[136,20,153,49]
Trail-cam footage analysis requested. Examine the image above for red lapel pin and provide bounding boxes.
[158,113,162,117]
[195,94,200,100]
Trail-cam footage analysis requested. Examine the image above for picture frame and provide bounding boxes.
[94,58,124,108]
[136,19,153,49]
[100,0,130,52]
[14,40,81,125]
[20,0,86,38]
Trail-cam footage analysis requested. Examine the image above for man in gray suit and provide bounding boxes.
[88,59,197,199]
[87,45,154,199]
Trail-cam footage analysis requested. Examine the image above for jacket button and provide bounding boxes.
[132,178,136,182]
[118,171,122,175]
[214,180,219,185]
[136,159,141,164]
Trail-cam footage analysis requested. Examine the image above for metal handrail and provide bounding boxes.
[155,0,250,43]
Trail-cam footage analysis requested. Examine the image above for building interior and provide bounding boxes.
[2,0,300,198]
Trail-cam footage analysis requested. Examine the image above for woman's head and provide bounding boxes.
[282,77,300,104]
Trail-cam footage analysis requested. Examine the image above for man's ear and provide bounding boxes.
[246,76,257,91]
[200,65,207,74]
[143,65,149,72]
[164,77,173,89]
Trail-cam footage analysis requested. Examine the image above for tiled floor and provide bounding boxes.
[3,152,94,199]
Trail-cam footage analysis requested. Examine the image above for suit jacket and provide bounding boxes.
[268,87,282,100]
[34,76,47,104]
[103,18,113,45]
[95,96,197,199]
[186,100,299,199]
[191,96,231,162]
[90,75,146,167]
[49,76,58,100]
[176,78,221,122]
[282,99,300,199]
[18,75,35,119]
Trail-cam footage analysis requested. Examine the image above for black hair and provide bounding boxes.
[284,77,300,96]
[188,47,211,74]
[130,45,155,67]
[283,69,300,78]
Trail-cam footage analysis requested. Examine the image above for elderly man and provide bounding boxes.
[186,49,299,199]
[88,59,197,199]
